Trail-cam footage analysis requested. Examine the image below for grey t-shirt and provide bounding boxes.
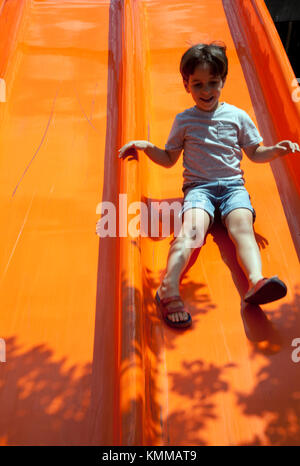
[165,102,263,189]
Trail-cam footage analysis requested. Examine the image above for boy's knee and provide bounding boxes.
[225,209,253,236]
[227,218,254,239]
[174,227,205,249]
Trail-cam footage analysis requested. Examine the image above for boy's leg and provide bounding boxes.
[158,208,211,323]
[224,208,263,289]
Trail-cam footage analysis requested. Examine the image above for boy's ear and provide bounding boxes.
[221,76,227,88]
[183,78,190,93]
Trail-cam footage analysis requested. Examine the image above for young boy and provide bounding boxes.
[118,42,299,329]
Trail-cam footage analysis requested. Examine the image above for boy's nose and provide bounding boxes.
[201,84,211,94]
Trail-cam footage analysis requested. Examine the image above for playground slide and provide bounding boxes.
[0,0,300,446]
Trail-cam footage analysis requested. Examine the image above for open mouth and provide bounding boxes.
[200,96,214,103]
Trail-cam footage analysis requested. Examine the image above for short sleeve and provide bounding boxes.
[238,111,263,148]
[165,115,184,151]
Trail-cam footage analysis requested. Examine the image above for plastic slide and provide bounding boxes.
[0,0,300,446]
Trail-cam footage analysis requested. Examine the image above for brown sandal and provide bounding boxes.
[155,292,192,329]
[244,276,287,305]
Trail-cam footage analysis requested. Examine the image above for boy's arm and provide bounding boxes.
[118,140,181,167]
[244,140,300,163]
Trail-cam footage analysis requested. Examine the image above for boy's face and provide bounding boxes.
[184,63,225,112]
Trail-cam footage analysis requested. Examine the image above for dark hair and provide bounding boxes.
[180,42,228,83]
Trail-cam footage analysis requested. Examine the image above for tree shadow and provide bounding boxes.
[166,359,236,445]
[144,218,300,444]
[106,208,300,445]
[236,290,300,445]
[136,221,232,445]
[138,214,235,445]
[129,270,237,446]
[0,336,92,445]
[111,184,300,445]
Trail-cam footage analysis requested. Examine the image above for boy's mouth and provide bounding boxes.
[200,96,214,103]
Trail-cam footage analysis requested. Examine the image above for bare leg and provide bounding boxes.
[224,208,263,290]
[158,208,211,322]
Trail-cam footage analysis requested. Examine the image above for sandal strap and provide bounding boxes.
[160,295,182,305]
[159,296,188,317]
[164,306,187,316]
[156,292,192,323]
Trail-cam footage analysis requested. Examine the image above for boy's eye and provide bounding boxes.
[193,81,219,88]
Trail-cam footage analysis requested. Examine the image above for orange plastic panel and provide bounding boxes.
[0,0,111,445]
[0,0,300,447]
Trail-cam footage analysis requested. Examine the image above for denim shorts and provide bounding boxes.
[181,179,256,227]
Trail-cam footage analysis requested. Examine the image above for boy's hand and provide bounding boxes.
[118,140,154,159]
[275,140,300,156]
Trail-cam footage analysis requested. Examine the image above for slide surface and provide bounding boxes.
[0,0,300,446]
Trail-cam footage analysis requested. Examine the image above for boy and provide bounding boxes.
[118,42,299,329]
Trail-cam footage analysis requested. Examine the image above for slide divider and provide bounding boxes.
[0,0,27,122]
[0,0,26,79]
[116,0,149,446]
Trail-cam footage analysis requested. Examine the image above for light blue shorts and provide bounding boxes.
[181,179,256,227]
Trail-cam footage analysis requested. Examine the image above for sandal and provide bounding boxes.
[244,276,287,305]
[155,292,192,329]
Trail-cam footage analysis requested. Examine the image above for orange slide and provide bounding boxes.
[0,0,300,447]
